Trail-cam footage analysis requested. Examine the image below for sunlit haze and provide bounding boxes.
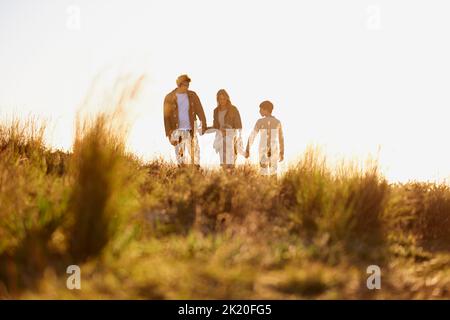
[1,0,449,182]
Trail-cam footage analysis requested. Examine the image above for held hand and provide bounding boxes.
[169,137,178,146]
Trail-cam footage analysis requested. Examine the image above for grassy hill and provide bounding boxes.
[0,115,449,299]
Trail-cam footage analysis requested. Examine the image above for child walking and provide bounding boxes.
[245,100,284,175]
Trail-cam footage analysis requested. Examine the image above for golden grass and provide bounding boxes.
[0,116,449,299]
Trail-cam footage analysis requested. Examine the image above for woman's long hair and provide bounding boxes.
[216,89,232,108]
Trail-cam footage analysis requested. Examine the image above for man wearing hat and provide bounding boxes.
[163,74,207,166]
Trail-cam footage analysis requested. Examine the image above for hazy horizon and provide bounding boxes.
[1,0,450,182]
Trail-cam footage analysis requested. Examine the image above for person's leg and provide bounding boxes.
[221,135,227,165]
[223,130,237,167]
[179,130,192,165]
[260,165,268,175]
[231,132,238,167]
[184,130,200,166]
[173,130,184,165]
[193,132,200,166]
[218,133,235,169]
[268,148,279,176]
[269,157,278,176]
[218,147,225,166]
[259,152,270,175]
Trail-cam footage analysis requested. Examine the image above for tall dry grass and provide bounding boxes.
[280,147,390,259]
[390,182,450,248]
[67,112,141,263]
[0,111,448,298]
[0,118,69,294]
[67,74,145,263]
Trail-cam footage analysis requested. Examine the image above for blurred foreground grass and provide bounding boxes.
[0,115,449,299]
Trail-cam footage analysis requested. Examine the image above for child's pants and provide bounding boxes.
[259,147,279,176]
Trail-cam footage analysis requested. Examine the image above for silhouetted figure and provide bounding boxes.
[163,74,207,166]
[212,89,244,169]
[245,100,284,176]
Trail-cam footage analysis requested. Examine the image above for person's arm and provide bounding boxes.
[278,122,284,161]
[234,107,242,129]
[193,92,207,134]
[163,94,173,138]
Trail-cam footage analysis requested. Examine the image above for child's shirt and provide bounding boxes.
[247,115,284,158]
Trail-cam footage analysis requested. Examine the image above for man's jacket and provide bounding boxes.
[163,89,207,137]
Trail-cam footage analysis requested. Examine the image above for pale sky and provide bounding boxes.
[1,0,450,182]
